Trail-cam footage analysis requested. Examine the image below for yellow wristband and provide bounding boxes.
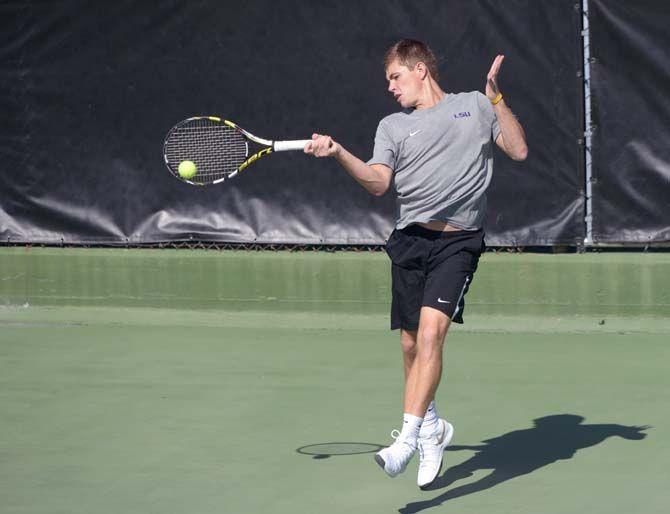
[491,92,503,105]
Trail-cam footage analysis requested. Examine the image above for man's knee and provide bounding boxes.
[419,325,443,345]
[417,308,451,350]
[400,329,418,355]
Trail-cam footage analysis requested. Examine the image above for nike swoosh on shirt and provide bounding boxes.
[409,130,421,137]
[437,298,451,304]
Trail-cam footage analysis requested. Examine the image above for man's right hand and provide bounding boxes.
[304,133,341,158]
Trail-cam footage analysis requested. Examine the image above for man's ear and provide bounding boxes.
[415,61,428,80]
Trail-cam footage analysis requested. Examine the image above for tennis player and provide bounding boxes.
[305,39,527,488]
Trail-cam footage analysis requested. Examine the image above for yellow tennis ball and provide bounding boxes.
[178,160,197,179]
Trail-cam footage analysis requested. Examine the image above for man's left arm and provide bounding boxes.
[486,55,528,161]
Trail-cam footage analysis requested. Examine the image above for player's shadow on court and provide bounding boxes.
[399,414,649,514]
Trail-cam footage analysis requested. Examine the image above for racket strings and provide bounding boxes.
[164,119,248,182]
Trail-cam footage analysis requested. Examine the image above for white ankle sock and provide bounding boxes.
[399,413,423,448]
[419,400,439,437]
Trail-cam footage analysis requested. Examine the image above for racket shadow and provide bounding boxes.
[399,414,650,514]
[296,442,384,459]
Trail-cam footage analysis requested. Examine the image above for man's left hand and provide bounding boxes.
[485,55,505,101]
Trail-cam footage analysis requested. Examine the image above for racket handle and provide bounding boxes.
[273,139,311,152]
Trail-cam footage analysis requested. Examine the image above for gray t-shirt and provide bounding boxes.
[368,91,501,230]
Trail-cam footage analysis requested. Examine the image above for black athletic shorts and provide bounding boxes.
[385,224,485,330]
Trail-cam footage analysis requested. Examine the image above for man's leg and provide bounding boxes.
[401,328,438,432]
[404,306,451,417]
[400,329,418,380]
[376,309,451,478]
[404,307,455,488]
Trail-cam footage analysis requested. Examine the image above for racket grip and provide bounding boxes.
[273,140,311,152]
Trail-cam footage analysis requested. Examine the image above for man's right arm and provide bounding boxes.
[304,133,392,197]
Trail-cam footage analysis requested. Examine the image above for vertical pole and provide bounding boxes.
[582,0,594,246]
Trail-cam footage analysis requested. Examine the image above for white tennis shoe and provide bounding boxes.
[417,418,454,489]
[374,429,417,477]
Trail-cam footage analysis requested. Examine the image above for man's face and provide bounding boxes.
[385,59,423,108]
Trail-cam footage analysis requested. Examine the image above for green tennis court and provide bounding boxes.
[1,248,668,514]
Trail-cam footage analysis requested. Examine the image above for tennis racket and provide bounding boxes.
[163,116,311,185]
